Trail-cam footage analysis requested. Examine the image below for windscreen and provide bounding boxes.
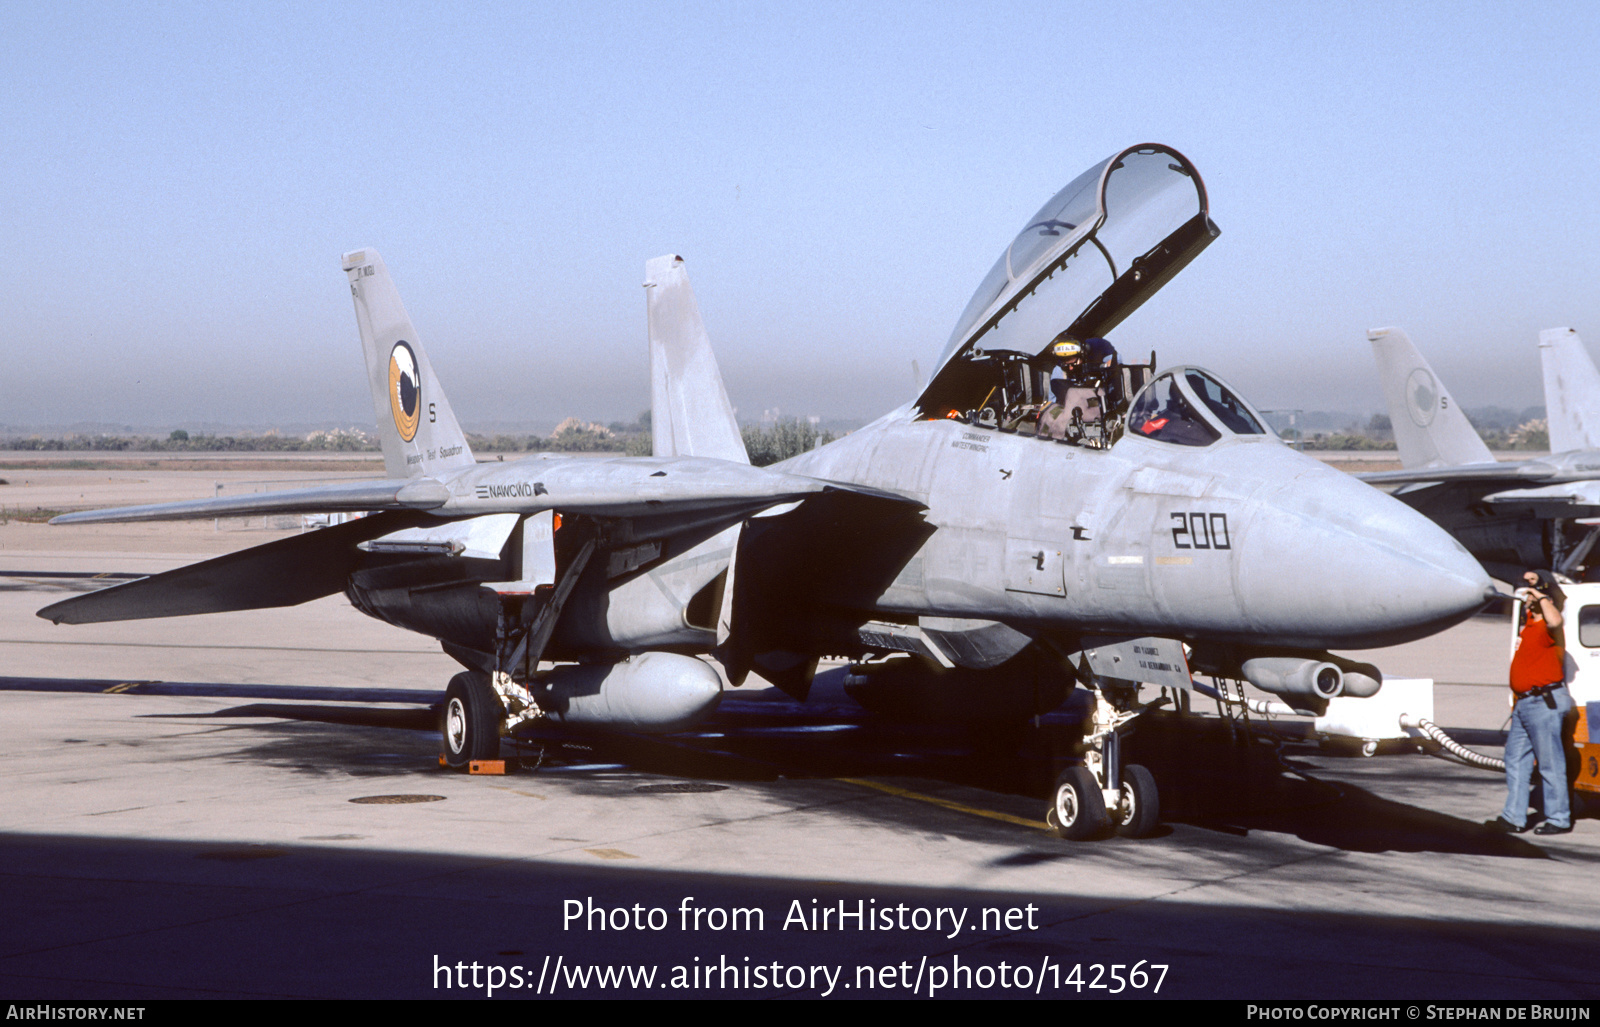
[1127,373,1220,447]
[1184,370,1267,435]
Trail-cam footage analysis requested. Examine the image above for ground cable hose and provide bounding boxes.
[1400,714,1504,771]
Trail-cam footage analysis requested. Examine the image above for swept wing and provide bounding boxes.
[46,458,886,524]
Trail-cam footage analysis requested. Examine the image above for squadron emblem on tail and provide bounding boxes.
[389,340,421,442]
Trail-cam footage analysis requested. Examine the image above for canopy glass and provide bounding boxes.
[1126,367,1275,447]
[918,144,1216,417]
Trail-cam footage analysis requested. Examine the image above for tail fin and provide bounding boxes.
[644,255,748,464]
[1539,327,1600,453]
[343,249,476,480]
[1367,327,1494,470]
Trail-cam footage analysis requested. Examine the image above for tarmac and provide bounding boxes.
[1,461,1597,1000]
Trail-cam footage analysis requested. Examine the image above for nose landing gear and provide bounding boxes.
[1111,762,1161,837]
[1048,681,1164,840]
[441,530,597,770]
[1046,765,1107,839]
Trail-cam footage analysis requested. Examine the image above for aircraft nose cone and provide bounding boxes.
[1238,472,1493,647]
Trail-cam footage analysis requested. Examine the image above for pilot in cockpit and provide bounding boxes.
[1040,332,1123,440]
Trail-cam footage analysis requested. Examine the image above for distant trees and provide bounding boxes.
[468,412,651,456]
[1,410,856,462]
[741,418,835,467]
[469,413,837,464]
[1,429,376,452]
[1272,403,1553,452]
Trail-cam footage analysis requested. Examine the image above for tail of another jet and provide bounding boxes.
[343,249,476,480]
[1539,327,1600,453]
[1367,327,1494,470]
[644,255,748,464]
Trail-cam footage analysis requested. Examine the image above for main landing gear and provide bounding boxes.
[1046,681,1162,839]
[440,530,597,770]
[441,671,501,768]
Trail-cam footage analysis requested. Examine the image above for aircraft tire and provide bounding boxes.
[1047,766,1108,840]
[1113,763,1161,838]
[441,672,501,769]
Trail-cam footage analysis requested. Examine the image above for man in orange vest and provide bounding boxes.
[1488,569,1574,835]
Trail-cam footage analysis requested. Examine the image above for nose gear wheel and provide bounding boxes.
[1047,766,1109,839]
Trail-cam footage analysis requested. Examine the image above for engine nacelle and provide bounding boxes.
[533,652,722,733]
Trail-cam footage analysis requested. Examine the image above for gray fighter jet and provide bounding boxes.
[39,144,1492,840]
[1363,326,1600,581]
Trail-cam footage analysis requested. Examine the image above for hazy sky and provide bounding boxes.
[2,1,1597,430]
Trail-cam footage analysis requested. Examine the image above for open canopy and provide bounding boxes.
[918,144,1217,417]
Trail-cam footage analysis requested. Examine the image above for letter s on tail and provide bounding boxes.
[344,249,476,480]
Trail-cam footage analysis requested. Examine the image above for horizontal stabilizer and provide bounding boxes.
[1357,461,1554,487]
[360,512,519,559]
[1484,481,1600,513]
[37,511,426,624]
[50,478,448,524]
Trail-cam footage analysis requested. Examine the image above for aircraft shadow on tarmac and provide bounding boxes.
[6,672,1574,859]
[126,686,1566,862]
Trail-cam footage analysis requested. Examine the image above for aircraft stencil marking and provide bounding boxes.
[476,483,545,499]
[1170,512,1229,549]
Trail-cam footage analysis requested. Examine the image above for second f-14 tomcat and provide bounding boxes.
[1363,324,1600,582]
[39,144,1493,839]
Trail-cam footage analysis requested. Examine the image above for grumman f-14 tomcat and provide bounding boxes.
[39,144,1493,840]
[1364,324,1600,582]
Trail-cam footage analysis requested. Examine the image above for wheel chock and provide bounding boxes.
[436,755,510,774]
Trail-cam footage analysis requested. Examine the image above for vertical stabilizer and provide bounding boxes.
[644,255,748,464]
[1539,328,1600,453]
[343,249,476,480]
[1367,327,1494,469]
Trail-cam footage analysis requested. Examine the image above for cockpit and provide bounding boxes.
[1125,367,1273,447]
[915,144,1227,449]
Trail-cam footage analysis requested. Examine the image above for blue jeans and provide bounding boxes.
[1501,685,1574,829]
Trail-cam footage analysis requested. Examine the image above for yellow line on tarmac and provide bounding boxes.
[837,777,1050,832]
